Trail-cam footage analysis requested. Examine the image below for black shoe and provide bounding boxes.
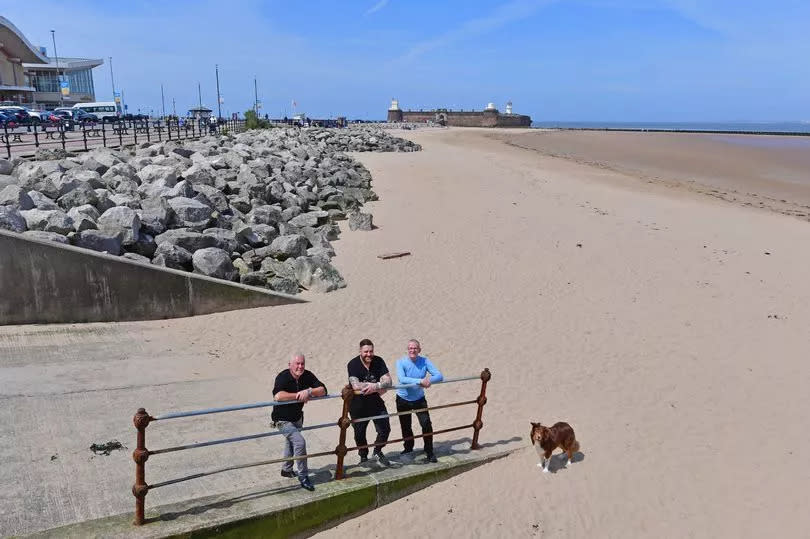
[424,453,438,463]
[299,476,315,491]
[359,454,369,463]
[400,448,413,455]
[375,452,391,466]
[280,470,297,478]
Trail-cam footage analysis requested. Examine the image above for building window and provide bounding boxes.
[31,71,60,92]
[68,69,94,94]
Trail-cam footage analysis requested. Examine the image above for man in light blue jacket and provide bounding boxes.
[395,339,443,463]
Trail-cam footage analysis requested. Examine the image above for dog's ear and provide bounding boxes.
[531,422,540,427]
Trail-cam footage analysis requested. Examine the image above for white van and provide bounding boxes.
[72,102,118,120]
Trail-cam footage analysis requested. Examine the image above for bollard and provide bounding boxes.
[132,408,151,525]
[335,385,354,480]
[470,368,491,449]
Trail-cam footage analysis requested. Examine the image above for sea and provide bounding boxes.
[531,121,810,135]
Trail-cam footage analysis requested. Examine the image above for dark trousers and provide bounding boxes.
[351,412,391,458]
[396,395,433,455]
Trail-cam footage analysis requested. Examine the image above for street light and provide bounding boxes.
[109,56,119,115]
[50,30,63,107]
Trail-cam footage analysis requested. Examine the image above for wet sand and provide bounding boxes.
[499,129,810,220]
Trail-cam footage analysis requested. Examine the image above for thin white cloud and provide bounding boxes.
[365,0,389,16]
[398,0,554,62]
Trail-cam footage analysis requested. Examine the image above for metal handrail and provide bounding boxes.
[130,368,491,526]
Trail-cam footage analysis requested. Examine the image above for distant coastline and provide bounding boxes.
[531,121,810,135]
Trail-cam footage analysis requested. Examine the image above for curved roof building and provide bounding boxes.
[0,16,47,103]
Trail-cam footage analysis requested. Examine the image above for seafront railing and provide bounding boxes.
[131,368,491,526]
[1,118,247,158]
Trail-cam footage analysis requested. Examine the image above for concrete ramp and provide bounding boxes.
[28,447,515,538]
[0,229,304,325]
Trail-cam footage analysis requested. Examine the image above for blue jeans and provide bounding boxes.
[276,418,308,477]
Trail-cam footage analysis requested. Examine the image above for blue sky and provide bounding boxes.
[5,0,809,121]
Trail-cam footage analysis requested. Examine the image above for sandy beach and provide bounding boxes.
[2,126,810,537]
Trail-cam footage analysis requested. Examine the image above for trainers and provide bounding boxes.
[299,476,315,491]
[359,454,369,463]
[400,448,413,455]
[375,452,391,466]
[280,470,297,478]
[425,453,438,463]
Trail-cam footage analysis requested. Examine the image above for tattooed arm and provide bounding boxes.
[349,376,371,392]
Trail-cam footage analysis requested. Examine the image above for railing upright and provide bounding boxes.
[146,119,151,143]
[102,120,107,148]
[133,120,138,146]
[132,408,152,526]
[335,385,354,480]
[32,122,39,149]
[59,122,66,151]
[471,368,491,449]
[167,120,172,141]
[82,123,88,152]
[3,122,9,159]
[118,121,124,148]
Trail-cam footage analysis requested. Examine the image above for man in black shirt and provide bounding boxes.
[272,354,327,491]
[347,338,393,466]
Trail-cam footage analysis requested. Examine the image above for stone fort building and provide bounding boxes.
[386,99,531,127]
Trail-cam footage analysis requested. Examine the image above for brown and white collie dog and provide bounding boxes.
[530,421,580,473]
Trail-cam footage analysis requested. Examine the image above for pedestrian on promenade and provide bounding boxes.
[272,354,327,491]
[347,338,393,466]
[395,339,443,463]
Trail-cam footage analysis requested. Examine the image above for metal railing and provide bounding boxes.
[1,118,247,159]
[131,368,490,525]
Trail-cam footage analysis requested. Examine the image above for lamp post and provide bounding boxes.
[109,56,118,115]
[160,84,165,119]
[215,64,222,120]
[253,77,258,116]
[50,30,63,107]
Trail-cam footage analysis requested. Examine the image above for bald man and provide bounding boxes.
[272,354,327,491]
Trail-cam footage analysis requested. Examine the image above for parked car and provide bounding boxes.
[72,109,99,123]
[0,110,18,129]
[0,106,30,124]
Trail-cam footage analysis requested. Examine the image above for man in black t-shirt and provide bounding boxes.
[272,354,327,491]
[347,338,393,466]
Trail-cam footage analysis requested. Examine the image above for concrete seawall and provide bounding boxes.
[0,229,305,325]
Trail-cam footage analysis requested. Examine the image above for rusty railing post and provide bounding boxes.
[470,368,491,449]
[132,408,151,525]
[335,385,354,480]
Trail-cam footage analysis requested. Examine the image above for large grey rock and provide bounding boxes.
[13,160,62,187]
[268,234,308,260]
[168,197,213,229]
[109,193,141,209]
[348,211,373,231]
[136,164,177,185]
[192,247,238,280]
[267,276,299,295]
[128,233,157,258]
[193,184,229,212]
[27,190,59,210]
[57,183,98,210]
[64,169,104,189]
[67,204,99,232]
[138,197,171,236]
[0,206,26,233]
[121,252,151,264]
[202,227,238,253]
[240,271,268,287]
[151,242,192,270]
[21,230,69,244]
[73,229,122,255]
[0,185,34,210]
[293,256,346,293]
[0,158,13,175]
[93,189,117,212]
[183,163,215,186]
[247,205,283,226]
[288,210,328,228]
[97,206,140,245]
[259,257,297,280]
[251,223,278,245]
[19,208,73,234]
[165,180,195,199]
[154,228,218,252]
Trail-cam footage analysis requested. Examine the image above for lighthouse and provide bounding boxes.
[506,101,513,114]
